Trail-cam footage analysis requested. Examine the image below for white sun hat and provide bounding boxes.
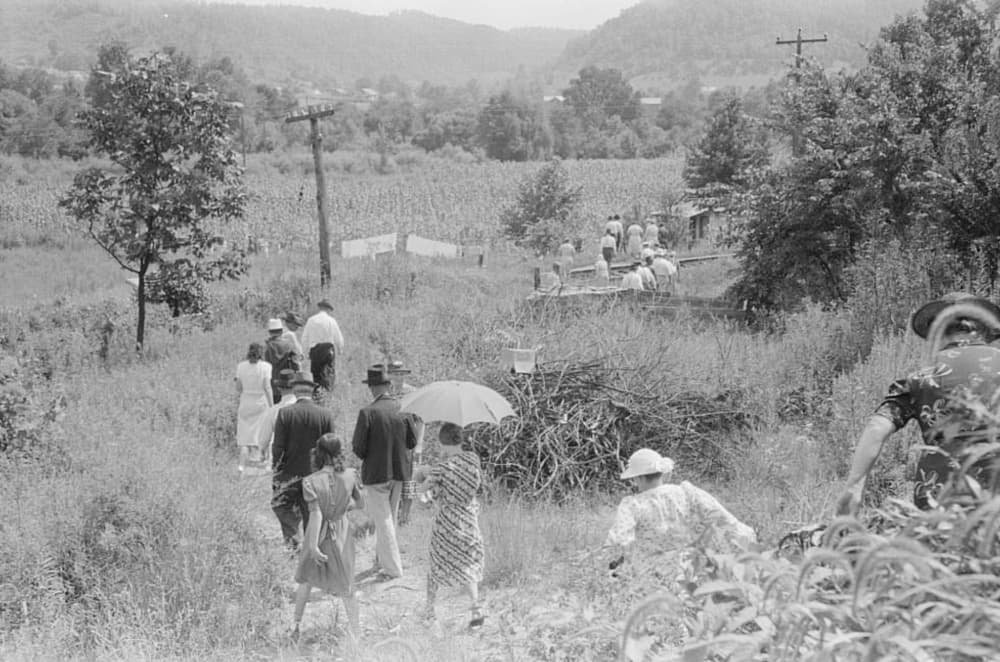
[267,318,283,332]
[621,448,675,480]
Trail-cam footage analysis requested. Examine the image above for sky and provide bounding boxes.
[212,0,641,30]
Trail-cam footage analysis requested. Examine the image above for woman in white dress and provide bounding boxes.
[235,342,273,473]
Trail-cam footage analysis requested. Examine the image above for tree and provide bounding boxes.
[478,91,551,161]
[499,159,582,254]
[563,66,641,126]
[60,50,247,351]
[730,0,1000,312]
[683,95,769,190]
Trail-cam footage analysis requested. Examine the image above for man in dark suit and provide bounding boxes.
[352,364,416,580]
[271,371,335,549]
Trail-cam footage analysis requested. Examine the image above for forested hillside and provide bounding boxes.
[556,0,926,88]
[0,0,579,87]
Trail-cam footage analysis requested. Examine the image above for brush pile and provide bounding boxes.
[470,359,756,498]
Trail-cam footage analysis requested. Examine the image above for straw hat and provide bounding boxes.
[621,448,675,479]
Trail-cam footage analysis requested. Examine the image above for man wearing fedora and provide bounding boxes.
[837,292,1000,515]
[352,364,417,580]
[271,371,336,550]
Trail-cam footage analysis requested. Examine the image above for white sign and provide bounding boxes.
[341,233,397,259]
[405,234,459,258]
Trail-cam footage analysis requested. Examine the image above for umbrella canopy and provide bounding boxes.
[397,380,515,426]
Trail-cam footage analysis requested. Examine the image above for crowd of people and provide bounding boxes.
[233,307,488,640]
[539,214,679,294]
[231,282,1000,645]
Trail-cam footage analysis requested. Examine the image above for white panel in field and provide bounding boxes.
[405,234,459,258]
[341,233,398,258]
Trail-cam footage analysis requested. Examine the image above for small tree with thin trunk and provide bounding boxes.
[60,50,247,351]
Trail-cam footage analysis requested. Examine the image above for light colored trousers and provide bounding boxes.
[367,480,403,577]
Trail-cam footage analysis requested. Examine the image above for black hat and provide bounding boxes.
[277,368,297,388]
[289,371,316,388]
[362,364,391,386]
[281,312,304,327]
[316,299,334,311]
[911,292,1000,339]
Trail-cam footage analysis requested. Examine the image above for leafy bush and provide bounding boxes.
[499,159,583,254]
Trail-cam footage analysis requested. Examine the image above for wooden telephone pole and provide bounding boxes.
[285,103,341,286]
[776,27,828,156]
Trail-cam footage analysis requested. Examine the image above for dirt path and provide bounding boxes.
[241,471,513,661]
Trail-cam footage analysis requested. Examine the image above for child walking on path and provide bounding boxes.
[417,422,485,629]
[292,434,363,640]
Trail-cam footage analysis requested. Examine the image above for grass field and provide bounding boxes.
[2,153,990,661]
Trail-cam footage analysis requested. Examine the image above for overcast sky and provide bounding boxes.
[216,0,639,30]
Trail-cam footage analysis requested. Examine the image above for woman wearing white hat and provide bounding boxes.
[605,448,755,570]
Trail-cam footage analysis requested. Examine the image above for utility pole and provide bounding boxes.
[285,103,340,286]
[776,27,828,156]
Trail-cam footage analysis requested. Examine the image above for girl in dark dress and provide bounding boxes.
[292,434,363,639]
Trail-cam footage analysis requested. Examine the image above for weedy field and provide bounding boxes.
[1,153,995,661]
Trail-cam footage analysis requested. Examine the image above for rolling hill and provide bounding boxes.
[554,0,926,90]
[0,0,580,88]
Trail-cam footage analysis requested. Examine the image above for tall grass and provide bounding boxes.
[0,240,948,659]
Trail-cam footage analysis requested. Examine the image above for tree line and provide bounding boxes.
[1,41,754,163]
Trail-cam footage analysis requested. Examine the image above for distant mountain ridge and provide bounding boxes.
[0,0,581,87]
[555,0,926,90]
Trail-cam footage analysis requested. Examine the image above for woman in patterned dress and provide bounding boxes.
[416,422,485,628]
[292,434,363,640]
[605,448,755,579]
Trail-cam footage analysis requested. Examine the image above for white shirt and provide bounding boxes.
[652,256,677,278]
[644,224,659,243]
[600,234,616,249]
[301,310,344,354]
[620,271,643,290]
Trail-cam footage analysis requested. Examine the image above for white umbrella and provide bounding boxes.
[398,380,515,426]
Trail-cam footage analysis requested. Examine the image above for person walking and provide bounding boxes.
[837,293,1000,514]
[265,319,297,404]
[644,219,660,247]
[291,434,362,641]
[416,423,485,629]
[626,221,644,258]
[280,312,305,361]
[352,365,417,580]
[600,229,616,265]
[272,371,336,550]
[302,299,345,357]
[259,368,298,468]
[606,214,625,253]
[235,342,273,474]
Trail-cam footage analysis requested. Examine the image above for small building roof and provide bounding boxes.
[673,202,710,219]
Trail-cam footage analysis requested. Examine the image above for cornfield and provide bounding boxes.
[0,156,683,249]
